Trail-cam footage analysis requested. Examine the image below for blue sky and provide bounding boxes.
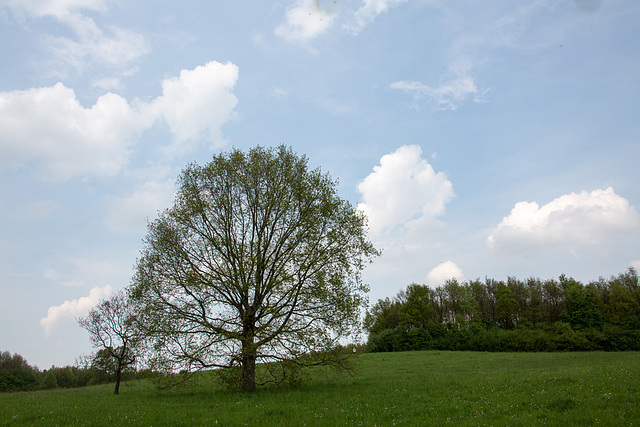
[1,0,639,369]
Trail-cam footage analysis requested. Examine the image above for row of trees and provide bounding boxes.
[0,350,138,393]
[365,268,640,353]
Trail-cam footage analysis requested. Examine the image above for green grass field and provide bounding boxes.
[2,351,639,426]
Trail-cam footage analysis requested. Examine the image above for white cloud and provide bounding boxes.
[632,260,640,270]
[3,0,147,73]
[44,13,149,71]
[106,178,176,232]
[346,0,407,35]
[0,61,239,180]
[391,73,483,111]
[148,61,239,151]
[357,145,454,236]
[40,284,112,336]
[2,0,107,19]
[389,2,567,112]
[488,188,640,254]
[426,261,465,286]
[0,83,144,180]
[275,0,336,42]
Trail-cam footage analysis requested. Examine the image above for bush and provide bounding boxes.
[367,329,409,353]
[0,369,39,392]
[42,370,58,389]
[366,321,640,354]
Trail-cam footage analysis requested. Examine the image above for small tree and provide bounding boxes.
[131,145,378,391]
[78,290,138,394]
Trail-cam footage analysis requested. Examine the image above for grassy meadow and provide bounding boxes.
[1,351,639,426]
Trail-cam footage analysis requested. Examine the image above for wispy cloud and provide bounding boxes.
[44,13,148,72]
[2,0,108,19]
[275,0,411,42]
[391,73,484,111]
[345,0,408,35]
[389,1,569,112]
[2,0,147,76]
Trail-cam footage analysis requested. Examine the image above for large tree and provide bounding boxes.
[78,290,138,394]
[131,145,378,391]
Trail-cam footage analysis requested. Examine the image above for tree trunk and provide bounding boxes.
[114,368,121,394]
[114,347,126,395]
[241,338,256,391]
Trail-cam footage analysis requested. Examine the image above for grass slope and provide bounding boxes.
[1,351,639,426]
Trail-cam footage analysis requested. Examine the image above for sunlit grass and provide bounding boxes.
[1,351,639,425]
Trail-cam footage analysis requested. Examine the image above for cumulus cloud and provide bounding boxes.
[426,261,465,286]
[106,178,176,232]
[0,61,239,180]
[148,61,239,151]
[275,0,336,42]
[487,188,640,254]
[40,284,112,336]
[346,0,407,35]
[357,145,454,236]
[0,83,143,180]
[391,73,483,111]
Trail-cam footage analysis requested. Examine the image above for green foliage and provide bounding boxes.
[52,367,77,388]
[0,350,149,394]
[0,352,39,392]
[559,275,603,329]
[364,297,402,333]
[496,282,518,329]
[365,268,640,353]
[42,371,58,390]
[131,145,378,391]
[0,370,39,392]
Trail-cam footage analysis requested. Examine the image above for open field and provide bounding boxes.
[1,351,639,426]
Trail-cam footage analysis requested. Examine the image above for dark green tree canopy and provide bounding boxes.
[365,268,640,353]
[131,145,378,390]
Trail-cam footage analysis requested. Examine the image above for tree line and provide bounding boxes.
[365,267,640,353]
[0,350,154,393]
